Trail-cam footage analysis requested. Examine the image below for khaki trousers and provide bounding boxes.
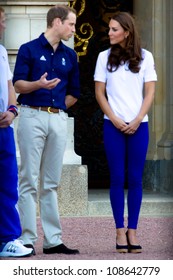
[17,107,67,248]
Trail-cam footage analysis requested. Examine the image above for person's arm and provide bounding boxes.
[0,80,17,128]
[137,81,155,121]
[65,95,78,109]
[122,81,155,134]
[95,81,128,131]
[14,72,61,94]
[8,80,17,106]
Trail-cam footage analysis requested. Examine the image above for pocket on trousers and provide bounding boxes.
[19,107,38,118]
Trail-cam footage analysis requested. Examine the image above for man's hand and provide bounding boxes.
[39,72,61,90]
[14,72,61,94]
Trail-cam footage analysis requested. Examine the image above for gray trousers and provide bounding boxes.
[17,107,67,248]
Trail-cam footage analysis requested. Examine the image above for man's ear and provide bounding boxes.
[56,18,62,24]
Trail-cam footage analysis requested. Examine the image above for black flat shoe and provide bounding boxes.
[24,244,36,255]
[116,244,128,253]
[43,243,80,255]
[126,231,142,253]
[128,244,142,253]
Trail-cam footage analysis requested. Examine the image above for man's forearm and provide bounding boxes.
[65,95,78,109]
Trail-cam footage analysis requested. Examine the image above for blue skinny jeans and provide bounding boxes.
[0,127,22,243]
[104,119,149,229]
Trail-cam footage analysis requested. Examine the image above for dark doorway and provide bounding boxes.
[68,0,133,189]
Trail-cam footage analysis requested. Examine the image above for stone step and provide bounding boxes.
[88,189,173,217]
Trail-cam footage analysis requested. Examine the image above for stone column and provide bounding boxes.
[134,0,173,192]
[156,0,173,159]
[156,0,173,192]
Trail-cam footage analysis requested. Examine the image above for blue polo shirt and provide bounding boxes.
[13,33,80,110]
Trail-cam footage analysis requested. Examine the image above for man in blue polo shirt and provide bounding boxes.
[13,5,80,255]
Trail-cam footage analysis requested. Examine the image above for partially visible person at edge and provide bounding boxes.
[13,5,80,255]
[94,11,157,253]
[0,6,33,258]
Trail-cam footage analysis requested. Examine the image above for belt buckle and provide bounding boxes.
[47,107,53,114]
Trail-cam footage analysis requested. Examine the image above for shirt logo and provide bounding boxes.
[40,55,46,61]
[62,58,66,66]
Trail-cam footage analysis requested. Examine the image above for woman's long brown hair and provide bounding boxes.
[107,12,142,73]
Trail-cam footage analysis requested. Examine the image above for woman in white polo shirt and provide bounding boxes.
[94,11,157,253]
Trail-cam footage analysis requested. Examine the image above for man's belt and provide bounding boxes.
[29,106,59,114]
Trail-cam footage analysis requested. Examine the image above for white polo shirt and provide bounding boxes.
[0,44,12,112]
[94,48,157,122]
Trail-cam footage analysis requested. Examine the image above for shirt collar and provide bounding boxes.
[39,33,65,51]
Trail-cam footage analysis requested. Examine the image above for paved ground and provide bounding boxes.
[1,216,173,260]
